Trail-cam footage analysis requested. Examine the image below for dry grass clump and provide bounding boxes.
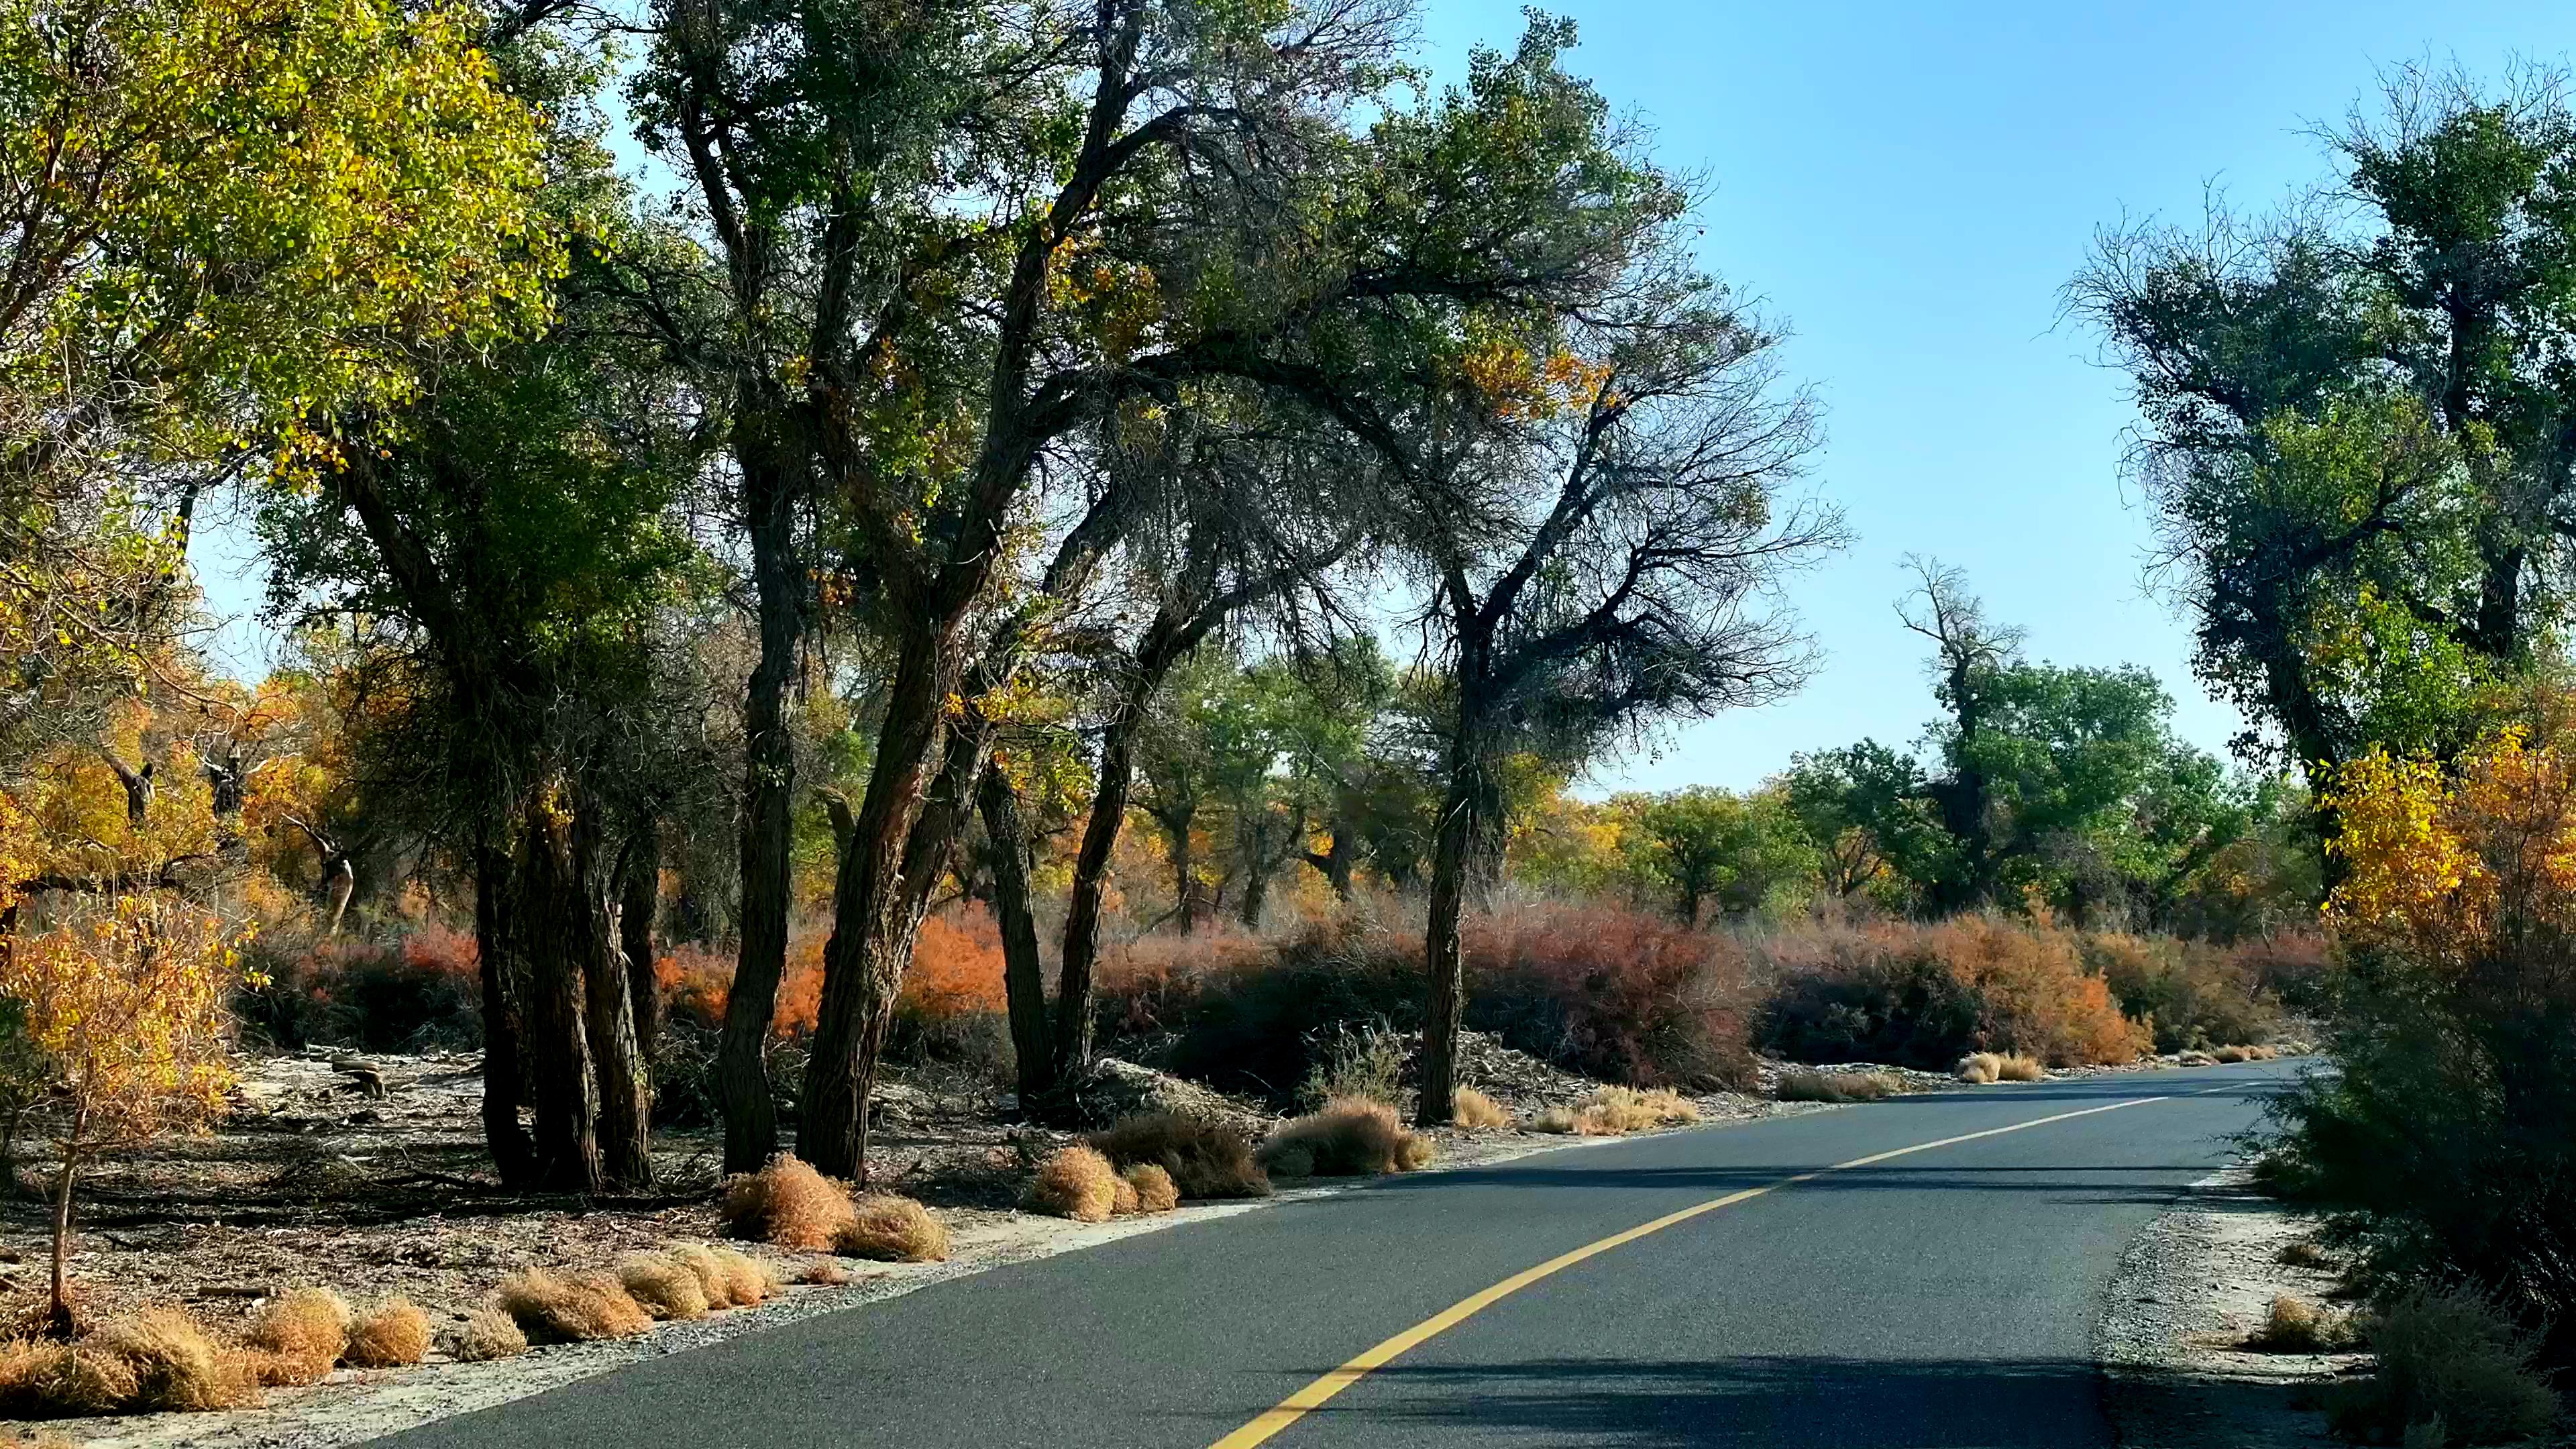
[719,1153,857,1250]
[1257,1096,1437,1177]
[800,1259,851,1287]
[2243,1295,2353,1352]
[1451,1087,1513,1129]
[665,1244,736,1307]
[616,1253,711,1322]
[244,1287,350,1386]
[2177,1049,2218,1066]
[835,1194,950,1262]
[1110,1173,1140,1216]
[0,1339,140,1418]
[1122,1163,1179,1214]
[1778,1070,1902,1104]
[2277,1240,2334,1269]
[343,1299,431,1368]
[1024,1145,1124,1222]
[1572,1085,1705,1130]
[1955,1052,2002,1084]
[1089,1112,1270,1199]
[1527,1104,1582,1134]
[2326,1287,2559,1445]
[93,1309,262,1411]
[496,1269,653,1344]
[1994,1052,2045,1081]
[451,1307,527,1362]
[2210,1043,2279,1063]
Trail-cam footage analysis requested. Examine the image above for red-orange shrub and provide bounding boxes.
[1465,903,1758,1091]
[655,907,1006,1042]
[1760,916,2149,1069]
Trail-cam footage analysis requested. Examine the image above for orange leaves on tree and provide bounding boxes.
[2324,724,2576,971]
[1460,339,1615,421]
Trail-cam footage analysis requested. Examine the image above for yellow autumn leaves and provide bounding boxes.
[2323,720,2576,969]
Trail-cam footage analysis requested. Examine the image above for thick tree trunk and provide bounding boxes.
[977,766,1057,1104]
[1162,808,1201,934]
[804,631,962,1181]
[1303,814,1354,901]
[581,805,653,1189]
[720,443,801,1174]
[619,824,662,1063]
[472,842,537,1187]
[518,791,602,1193]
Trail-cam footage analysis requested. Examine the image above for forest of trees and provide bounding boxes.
[5,0,2575,1425]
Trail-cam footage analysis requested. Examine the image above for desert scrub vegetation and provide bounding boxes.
[720,1153,856,1250]
[1256,1097,1436,1177]
[1023,1146,1124,1222]
[494,1269,655,1345]
[1777,1069,1902,1103]
[2325,1287,2559,1445]
[343,1299,431,1368]
[0,1306,266,1417]
[1088,1113,1269,1199]
[2241,1295,2353,1352]
[617,1253,712,1321]
[1451,1087,1513,1128]
[244,1285,349,1385]
[1758,916,2150,1071]
[1123,1163,1179,1214]
[1528,1086,1706,1134]
[451,1309,527,1362]
[837,1193,951,1262]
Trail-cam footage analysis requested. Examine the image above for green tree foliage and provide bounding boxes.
[1628,788,1817,924]
[2072,64,2576,782]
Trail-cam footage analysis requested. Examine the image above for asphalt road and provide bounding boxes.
[377,1061,2297,1449]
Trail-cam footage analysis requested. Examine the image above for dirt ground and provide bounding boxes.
[2097,1167,2367,1449]
[0,1030,1815,1447]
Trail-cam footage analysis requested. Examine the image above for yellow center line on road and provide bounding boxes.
[1206,1081,2246,1449]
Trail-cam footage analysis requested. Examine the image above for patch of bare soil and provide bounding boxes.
[0,1033,1805,1447]
[2097,1167,2363,1449]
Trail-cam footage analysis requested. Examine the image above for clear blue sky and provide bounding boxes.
[190,0,2575,790]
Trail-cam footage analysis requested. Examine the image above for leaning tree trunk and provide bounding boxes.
[804,632,969,1181]
[518,790,603,1193]
[46,1118,81,1336]
[976,766,1057,1104]
[472,841,537,1187]
[718,440,802,1174]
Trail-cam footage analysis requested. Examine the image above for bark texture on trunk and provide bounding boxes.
[977,766,1057,1104]
[580,806,653,1189]
[518,790,602,1193]
[1416,769,1479,1130]
[619,823,663,1063]
[472,842,536,1187]
[720,438,801,1173]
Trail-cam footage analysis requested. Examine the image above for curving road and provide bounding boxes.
[376,1061,2296,1449]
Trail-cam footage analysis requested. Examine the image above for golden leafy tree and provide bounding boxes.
[0,892,248,1330]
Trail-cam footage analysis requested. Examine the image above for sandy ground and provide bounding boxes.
[2096,1166,2365,1449]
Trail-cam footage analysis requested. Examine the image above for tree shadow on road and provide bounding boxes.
[1277,1352,2118,1448]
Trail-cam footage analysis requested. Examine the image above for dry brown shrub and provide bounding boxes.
[800,1259,850,1287]
[1777,1070,1902,1104]
[93,1308,261,1411]
[1023,1145,1122,1222]
[1263,1143,1316,1176]
[1088,1113,1269,1199]
[1955,1052,2002,1084]
[496,1269,653,1344]
[1527,1106,1582,1134]
[1450,1087,1513,1130]
[451,1308,527,1362]
[343,1299,431,1368]
[245,1286,349,1384]
[2277,1240,2334,1269]
[2245,1295,2353,1352]
[1257,1097,1436,1176]
[719,1153,857,1250]
[835,1195,949,1263]
[2178,1049,2218,1066]
[1122,1163,1179,1214]
[0,1338,140,1417]
[664,1244,734,1308]
[1110,1174,1140,1216]
[1994,1053,2045,1082]
[616,1254,709,1321]
[2212,1044,2253,1063]
[712,1248,777,1306]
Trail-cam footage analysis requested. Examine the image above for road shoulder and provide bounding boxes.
[2096,1167,2361,1448]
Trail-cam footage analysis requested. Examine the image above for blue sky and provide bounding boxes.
[189,0,2576,789]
